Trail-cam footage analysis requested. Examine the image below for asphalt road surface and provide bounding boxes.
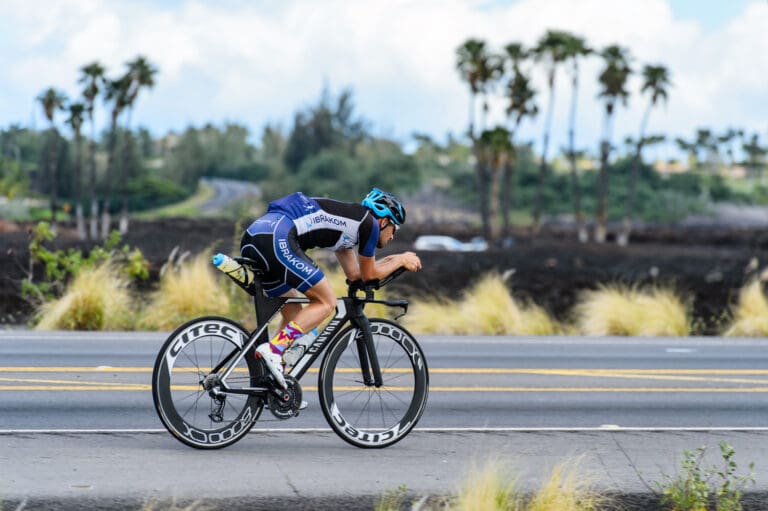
[1,331,767,509]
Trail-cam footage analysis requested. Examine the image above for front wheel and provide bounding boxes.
[318,319,429,448]
[152,316,264,449]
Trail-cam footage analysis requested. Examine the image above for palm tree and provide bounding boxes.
[502,42,538,239]
[119,56,158,233]
[743,134,767,179]
[479,126,513,242]
[595,45,632,243]
[561,33,592,242]
[79,61,106,240]
[675,136,698,169]
[36,87,67,233]
[66,102,86,239]
[531,29,570,231]
[456,39,502,240]
[618,64,670,246]
[101,75,130,240]
[456,39,488,142]
[695,128,720,174]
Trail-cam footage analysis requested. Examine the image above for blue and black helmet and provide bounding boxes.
[361,187,406,226]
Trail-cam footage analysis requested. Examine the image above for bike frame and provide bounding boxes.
[214,267,407,398]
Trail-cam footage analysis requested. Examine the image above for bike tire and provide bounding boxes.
[152,316,264,449]
[318,319,429,448]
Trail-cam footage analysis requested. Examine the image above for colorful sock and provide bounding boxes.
[268,321,305,355]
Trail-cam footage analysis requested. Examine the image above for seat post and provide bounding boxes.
[251,280,273,345]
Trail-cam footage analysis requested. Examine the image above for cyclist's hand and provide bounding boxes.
[400,252,422,272]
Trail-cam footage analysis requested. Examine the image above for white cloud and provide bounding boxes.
[1,0,766,158]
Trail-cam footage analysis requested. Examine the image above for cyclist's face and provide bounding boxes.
[377,218,397,248]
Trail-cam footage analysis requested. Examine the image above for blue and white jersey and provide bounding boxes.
[266,192,379,257]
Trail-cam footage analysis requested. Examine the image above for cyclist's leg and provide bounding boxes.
[291,277,335,332]
[276,289,303,332]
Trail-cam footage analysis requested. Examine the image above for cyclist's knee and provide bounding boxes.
[305,279,336,316]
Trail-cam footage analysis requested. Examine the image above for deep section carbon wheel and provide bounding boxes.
[152,316,263,449]
[318,319,429,448]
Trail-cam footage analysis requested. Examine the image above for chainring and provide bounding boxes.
[266,375,302,420]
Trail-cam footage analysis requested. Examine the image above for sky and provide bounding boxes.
[1,0,766,162]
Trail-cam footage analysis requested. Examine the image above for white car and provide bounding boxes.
[413,235,488,252]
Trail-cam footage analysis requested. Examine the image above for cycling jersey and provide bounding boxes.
[240,192,381,296]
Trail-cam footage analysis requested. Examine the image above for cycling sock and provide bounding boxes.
[268,321,305,355]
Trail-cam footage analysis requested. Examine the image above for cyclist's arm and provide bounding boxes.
[359,252,421,281]
[336,249,421,281]
[335,248,362,281]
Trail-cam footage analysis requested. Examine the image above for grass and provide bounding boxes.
[723,277,768,336]
[526,460,604,511]
[404,273,560,335]
[374,457,605,511]
[134,182,216,219]
[573,284,691,336]
[34,253,768,339]
[140,252,231,331]
[35,262,134,331]
[454,459,523,511]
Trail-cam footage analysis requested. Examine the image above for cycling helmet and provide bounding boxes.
[361,187,406,226]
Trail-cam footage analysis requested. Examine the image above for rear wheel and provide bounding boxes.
[318,319,429,448]
[152,317,264,449]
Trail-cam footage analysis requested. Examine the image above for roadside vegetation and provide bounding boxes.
[27,226,768,336]
[404,273,560,335]
[723,276,768,337]
[373,443,754,511]
[573,284,691,336]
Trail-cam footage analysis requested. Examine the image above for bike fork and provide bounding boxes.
[352,312,383,387]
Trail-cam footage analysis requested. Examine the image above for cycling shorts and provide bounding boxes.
[240,213,325,297]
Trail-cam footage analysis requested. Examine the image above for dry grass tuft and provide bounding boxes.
[36,263,134,331]
[140,252,231,331]
[448,458,604,511]
[723,278,768,336]
[527,460,604,511]
[574,284,691,336]
[454,459,523,511]
[405,273,559,335]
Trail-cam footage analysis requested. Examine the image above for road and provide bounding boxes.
[1,332,767,430]
[199,177,260,214]
[1,331,767,509]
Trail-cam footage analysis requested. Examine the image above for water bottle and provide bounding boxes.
[212,253,252,285]
[283,328,319,369]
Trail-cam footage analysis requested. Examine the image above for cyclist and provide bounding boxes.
[241,187,422,389]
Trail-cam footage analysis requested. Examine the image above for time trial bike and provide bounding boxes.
[151,257,429,449]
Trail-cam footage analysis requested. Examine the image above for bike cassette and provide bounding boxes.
[266,375,302,420]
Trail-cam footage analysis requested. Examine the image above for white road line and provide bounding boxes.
[1,427,767,434]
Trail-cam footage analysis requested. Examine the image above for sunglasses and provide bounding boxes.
[384,219,400,234]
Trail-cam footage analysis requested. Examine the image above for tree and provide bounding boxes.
[36,87,67,232]
[479,126,513,242]
[618,64,670,246]
[532,29,571,231]
[119,56,157,233]
[501,42,538,239]
[595,45,632,243]
[561,33,592,242]
[66,102,86,239]
[101,75,130,239]
[79,61,106,240]
[743,134,767,179]
[456,39,502,240]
